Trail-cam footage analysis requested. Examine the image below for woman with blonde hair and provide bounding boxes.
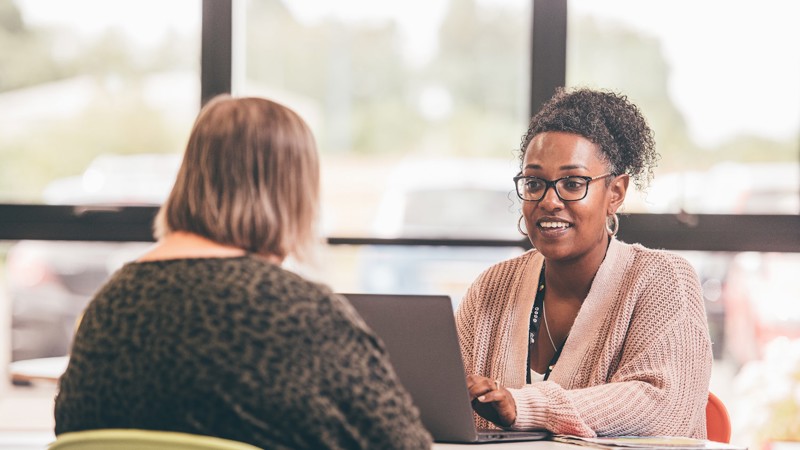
[55,95,432,450]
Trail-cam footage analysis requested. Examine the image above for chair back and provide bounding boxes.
[49,429,261,450]
[706,392,732,443]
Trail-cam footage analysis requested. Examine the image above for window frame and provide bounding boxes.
[0,0,798,254]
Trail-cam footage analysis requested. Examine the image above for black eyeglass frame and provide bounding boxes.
[512,173,615,202]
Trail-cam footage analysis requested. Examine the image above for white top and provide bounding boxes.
[530,369,545,383]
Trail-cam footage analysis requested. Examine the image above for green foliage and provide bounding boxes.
[0,91,184,201]
[0,0,23,33]
[0,0,73,91]
[566,15,797,174]
[433,0,528,115]
[0,0,196,201]
[0,0,796,202]
[244,0,527,158]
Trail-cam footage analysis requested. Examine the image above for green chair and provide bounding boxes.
[48,429,262,450]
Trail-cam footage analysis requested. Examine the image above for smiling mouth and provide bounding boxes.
[538,221,571,229]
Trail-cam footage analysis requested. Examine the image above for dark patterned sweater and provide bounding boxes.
[54,256,432,449]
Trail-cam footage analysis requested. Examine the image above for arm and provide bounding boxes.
[458,275,520,427]
[455,252,541,430]
[455,270,485,375]
[455,252,535,382]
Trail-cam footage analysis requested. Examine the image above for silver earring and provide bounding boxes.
[606,213,619,237]
[517,216,528,236]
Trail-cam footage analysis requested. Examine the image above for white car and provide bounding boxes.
[7,153,180,363]
[357,158,525,307]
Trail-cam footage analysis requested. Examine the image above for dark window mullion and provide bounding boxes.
[1,205,797,253]
[530,0,567,116]
[201,0,233,106]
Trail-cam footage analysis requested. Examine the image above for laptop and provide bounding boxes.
[342,293,550,444]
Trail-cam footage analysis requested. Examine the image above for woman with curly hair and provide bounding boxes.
[457,87,712,438]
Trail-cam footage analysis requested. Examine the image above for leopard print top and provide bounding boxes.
[54,255,432,449]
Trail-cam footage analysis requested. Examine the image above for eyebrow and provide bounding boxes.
[523,164,589,171]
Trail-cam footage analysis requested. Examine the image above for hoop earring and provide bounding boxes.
[606,213,619,237]
[517,216,528,236]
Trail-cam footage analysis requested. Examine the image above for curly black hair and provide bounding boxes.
[520,87,659,191]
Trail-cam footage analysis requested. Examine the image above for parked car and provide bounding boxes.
[6,153,180,362]
[356,158,525,308]
[7,240,155,361]
[644,162,798,215]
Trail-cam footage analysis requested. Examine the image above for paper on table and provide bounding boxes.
[553,435,748,450]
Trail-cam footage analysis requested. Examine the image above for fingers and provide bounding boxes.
[465,374,484,389]
[466,375,503,401]
[465,375,518,427]
[477,379,503,402]
[466,374,499,390]
[479,389,517,427]
[476,388,503,403]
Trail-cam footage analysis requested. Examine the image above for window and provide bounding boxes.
[567,0,799,215]
[238,0,532,305]
[566,2,800,447]
[0,0,200,204]
[240,0,531,237]
[0,1,798,447]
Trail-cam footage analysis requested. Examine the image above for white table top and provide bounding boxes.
[0,433,574,450]
[434,441,578,449]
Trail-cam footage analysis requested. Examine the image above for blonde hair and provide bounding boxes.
[154,95,320,261]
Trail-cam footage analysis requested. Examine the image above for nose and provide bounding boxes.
[538,183,564,210]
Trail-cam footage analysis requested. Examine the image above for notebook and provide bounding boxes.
[342,293,551,444]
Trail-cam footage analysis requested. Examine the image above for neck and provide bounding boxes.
[543,237,611,302]
[138,231,283,265]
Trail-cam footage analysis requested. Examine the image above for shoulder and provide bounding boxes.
[460,249,540,309]
[622,241,700,282]
[234,256,336,302]
[238,259,365,329]
[81,262,153,313]
[615,240,705,319]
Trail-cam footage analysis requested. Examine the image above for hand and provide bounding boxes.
[466,374,517,428]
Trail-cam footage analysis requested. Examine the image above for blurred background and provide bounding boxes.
[0,0,798,448]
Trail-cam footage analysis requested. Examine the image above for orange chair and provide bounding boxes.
[706,392,731,443]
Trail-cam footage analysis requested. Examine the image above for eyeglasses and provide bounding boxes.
[513,173,615,202]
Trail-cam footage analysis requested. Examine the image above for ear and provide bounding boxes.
[607,174,629,214]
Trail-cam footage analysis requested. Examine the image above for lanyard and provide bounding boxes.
[526,264,563,383]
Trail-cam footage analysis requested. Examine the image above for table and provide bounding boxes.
[9,356,68,384]
[434,441,577,449]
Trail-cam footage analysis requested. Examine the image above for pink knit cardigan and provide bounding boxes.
[455,238,712,438]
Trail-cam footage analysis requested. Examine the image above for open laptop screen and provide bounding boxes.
[341,293,549,443]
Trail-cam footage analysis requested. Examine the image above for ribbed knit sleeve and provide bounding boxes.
[456,250,542,430]
[456,240,712,439]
